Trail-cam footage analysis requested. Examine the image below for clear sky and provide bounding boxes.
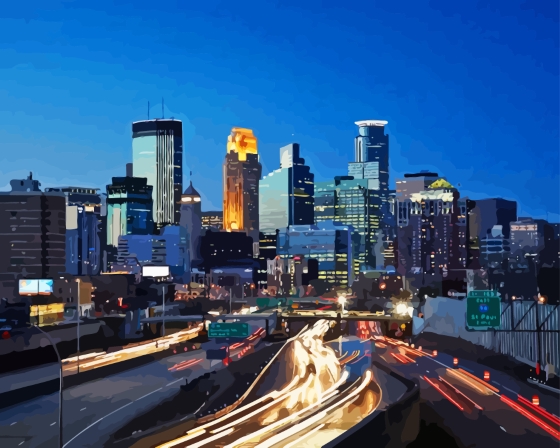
[0,0,558,220]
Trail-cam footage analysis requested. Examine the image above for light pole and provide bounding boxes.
[75,278,81,374]
[229,287,233,314]
[29,324,63,448]
[162,283,166,337]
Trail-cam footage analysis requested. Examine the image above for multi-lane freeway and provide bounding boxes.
[154,320,381,448]
[372,336,560,447]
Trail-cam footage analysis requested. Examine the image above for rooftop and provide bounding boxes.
[355,120,388,127]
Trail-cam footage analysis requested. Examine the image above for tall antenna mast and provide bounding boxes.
[148,101,150,120]
[162,98,164,119]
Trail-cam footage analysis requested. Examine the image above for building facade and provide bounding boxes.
[201,211,223,231]
[277,220,354,286]
[106,176,153,248]
[45,187,102,276]
[0,174,66,280]
[179,179,201,269]
[223,127,262,244]
[132,119,183,228]
[315,176,382,276]
[480,225,510,269]
[259,143,314,233]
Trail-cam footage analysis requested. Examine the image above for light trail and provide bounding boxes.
[390,352,410,364]
[283,424,325,448]
[517,395,560,426]
[446,369,495,396]
[225,371,370,448]
[349,354,367,364]
[501,395,560,440]
[438,376,483,410]
[424,376,464,411]
[337,351,348,360]
[456,368,500,393]
[169,358,203,372]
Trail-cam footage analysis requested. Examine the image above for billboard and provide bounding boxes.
[38,279,54,295]
[19,279,39,295]
[142,265,170,277]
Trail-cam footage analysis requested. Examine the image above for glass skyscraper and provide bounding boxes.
[277,221,354,286]
[259,143,314,233]
[106,177,153,248]
[132,119,183,228]
[315,176,382,276]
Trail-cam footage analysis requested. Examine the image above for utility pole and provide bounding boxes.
[76,278,81,374]
[229,288,233,314]
[162,284,166,337]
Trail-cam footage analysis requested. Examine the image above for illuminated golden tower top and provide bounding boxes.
[227,127,258,161]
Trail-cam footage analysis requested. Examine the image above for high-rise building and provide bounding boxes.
[179,178,202,269]
[480,225,510,269]
[259,143,314,233]
[277,221,354,286]
[132,119,183,228]
[0,174,66,280]
[44,186,102,276]
[223,127,262,244]
[353,120,389,189]
[406,178,464,278]
[315,176,383,276]
[469,198,517,240]
[106,177,153,248]
[395,172,441,275]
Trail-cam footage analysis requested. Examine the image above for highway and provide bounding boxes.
[372,335,560,447]
[0,327,266,448]
[155,320,381,448]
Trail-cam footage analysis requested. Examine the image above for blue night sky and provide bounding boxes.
[0,1,558,220]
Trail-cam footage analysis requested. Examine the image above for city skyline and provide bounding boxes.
[0,2,557,221]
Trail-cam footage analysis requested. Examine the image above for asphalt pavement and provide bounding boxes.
[0,329,267,448]
[372,336,560,448]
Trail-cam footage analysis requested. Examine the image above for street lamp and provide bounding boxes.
[75,278,81,374]
[142,266,171,337]
[28,324,63,448]
[395,303,408,315]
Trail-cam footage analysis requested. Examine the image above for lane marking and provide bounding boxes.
[50,422,57,426]
[502,385,517,395]
[135,388,163,401]
[166,378,184,387]
[19,442,24,446]
[62,401,134,447]
[80,408,86,412]
[11,422,17,426]
[500,426,506,432]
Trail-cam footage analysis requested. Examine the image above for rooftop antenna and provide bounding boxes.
[190,170,193,186]
[148,101,150,120]
[162,97,164,119]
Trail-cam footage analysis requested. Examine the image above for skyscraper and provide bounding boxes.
[132,119,183,228]
[259,143,314,233]
[106,176,153,248]
[223,127,262,243]
[353,120,389,192]
[179,177,202,269]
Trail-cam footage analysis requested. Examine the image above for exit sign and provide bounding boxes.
[208,322,249,338]
[466,290,501,330]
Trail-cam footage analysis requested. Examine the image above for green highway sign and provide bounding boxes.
[208,322,250,338]
[466,290,501,330]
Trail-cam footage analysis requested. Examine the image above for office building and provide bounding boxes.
[199,229,255,272]
[469,198,517,240]
[315,176,382,275]
[407,178,464,278]
[277,221,354,286]
[256,232,278,289]
[266,256,318,296]
[0,173,66,280]
[45,186,102,276]
[132,119,183,228]
[201,211,223,231]
[480,225,510,269]
[259,143,314,233]
[179,178,202,269]
[223,127,262,244]
[395,171,441,275]
[106,176,153,248]
[115,225,188,278]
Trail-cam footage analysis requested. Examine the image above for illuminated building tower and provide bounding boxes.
[179,175,202,269]
[132,119,183,229]
[223,127,262,245]
[259,143,314,233]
